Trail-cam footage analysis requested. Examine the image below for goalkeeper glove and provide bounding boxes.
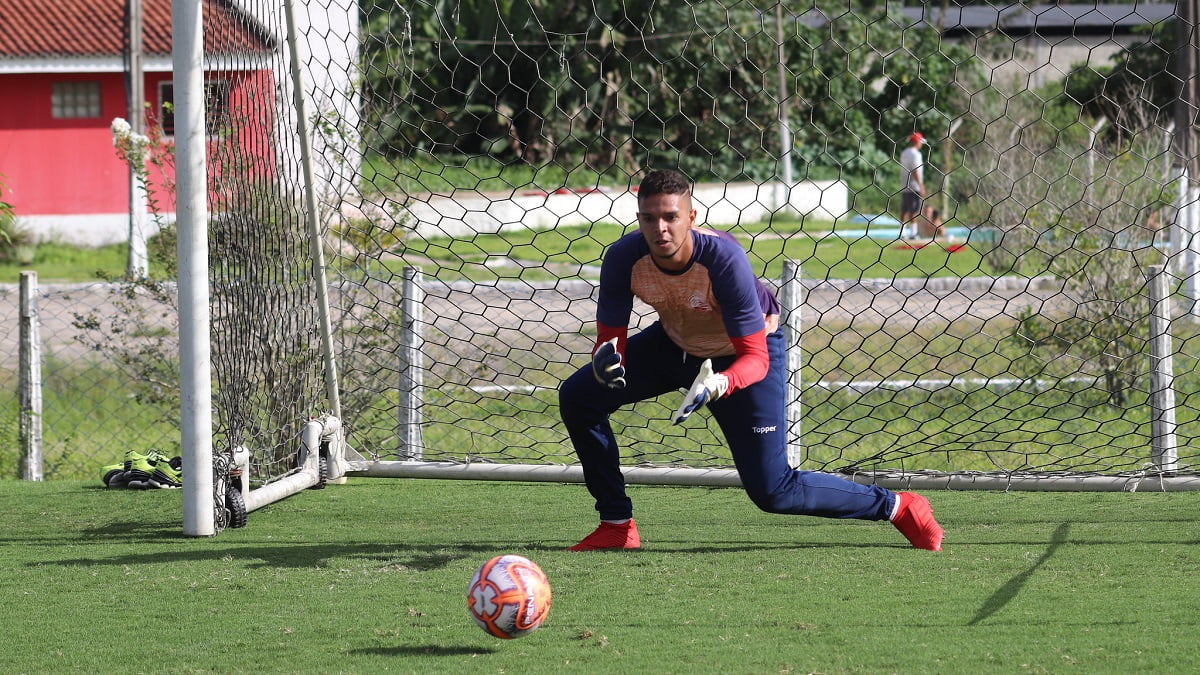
[592,337,627,389]
[672,359,728,425]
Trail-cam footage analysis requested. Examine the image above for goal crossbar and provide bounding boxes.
[339,458,1200,492]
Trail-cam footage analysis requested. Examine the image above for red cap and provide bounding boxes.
[910,132,925,144]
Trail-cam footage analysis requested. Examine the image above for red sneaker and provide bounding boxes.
[567,519,641,552]
[891,493,943,551]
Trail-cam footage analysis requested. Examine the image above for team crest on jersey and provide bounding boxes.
[688,294,712,311]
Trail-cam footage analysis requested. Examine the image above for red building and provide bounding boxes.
[0,0,277,245]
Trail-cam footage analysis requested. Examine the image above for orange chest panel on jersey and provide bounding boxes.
[630,257,734,358]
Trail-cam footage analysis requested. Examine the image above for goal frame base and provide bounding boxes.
[339,459,1200,492]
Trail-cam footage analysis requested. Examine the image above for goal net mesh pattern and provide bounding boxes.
[203,0,329,483]
[196,1,1200,489]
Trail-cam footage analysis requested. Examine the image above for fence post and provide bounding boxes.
[18,271,43,481]
[1147,264,1179,473]
[1189,185,1200,317]
[1172,166,1200,316]
[399,267,425,460]
[780,260,803,467]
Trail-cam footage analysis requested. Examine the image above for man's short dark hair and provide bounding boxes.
[638,169,692,198]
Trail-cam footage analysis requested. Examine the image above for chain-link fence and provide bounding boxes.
[10,2,1200,487]
[1,279,179,480]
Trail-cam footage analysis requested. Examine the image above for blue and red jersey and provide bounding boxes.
[594,227,781,393]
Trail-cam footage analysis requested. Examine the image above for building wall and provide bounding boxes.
[0,72,131,216]
[209,68,278,204]
[0,69,276,246]
[969,32,1152,93]
[237,0,361,200]
[386,181,847,240]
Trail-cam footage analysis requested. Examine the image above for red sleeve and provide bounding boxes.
[721,328,769,395]
[594,321,629,357]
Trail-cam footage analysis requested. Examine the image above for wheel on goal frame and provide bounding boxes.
[213,450,248,531]
[296,440,329,490]
[313,454,328,490]
[224,485,247,529]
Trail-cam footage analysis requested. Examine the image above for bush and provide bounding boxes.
[0,179,33,264]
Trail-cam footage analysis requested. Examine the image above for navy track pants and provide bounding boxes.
[559,322,896,522]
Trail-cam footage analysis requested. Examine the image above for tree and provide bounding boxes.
[1065,18,1177,140]
[359,1,984,185]
[961,82,1167,406]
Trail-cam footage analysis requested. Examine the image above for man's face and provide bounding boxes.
[637,191,697,269]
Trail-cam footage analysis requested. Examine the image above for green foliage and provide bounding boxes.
[70,279,181,421]
[361,152,620,195]
[0,360,179,481]
[359,1,986,185]
[953,70,1174,408]
[0,242,129,282]
[0,175,34,264]
[70,164,328,478]
[1004,237,1156,409]
[1065,17,1177,136]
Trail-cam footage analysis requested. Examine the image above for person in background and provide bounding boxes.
[899,133,927,240]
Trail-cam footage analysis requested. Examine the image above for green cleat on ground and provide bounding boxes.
[125,450,165,489]
[100,462,128,488]
[148,456,183,489]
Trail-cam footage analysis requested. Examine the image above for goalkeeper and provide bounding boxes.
[560,169,943,552]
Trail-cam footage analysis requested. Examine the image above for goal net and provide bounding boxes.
[178,0,1200,532]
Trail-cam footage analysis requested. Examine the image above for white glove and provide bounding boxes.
[591,337,626,389]
[672,359,728,425]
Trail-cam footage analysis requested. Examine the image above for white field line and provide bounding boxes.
[813,374,1098,394]
[467,375,1098,395]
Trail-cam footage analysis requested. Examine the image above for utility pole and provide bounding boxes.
[1174,0,1200,312]
[938,0,954,220]
[774,3,794,212]
[127,0,149,276]
[943,118,961,219]
[1177,1,1200,180]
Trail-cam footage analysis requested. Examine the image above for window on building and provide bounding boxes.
[51,81,102,119]
[158,80,232,136]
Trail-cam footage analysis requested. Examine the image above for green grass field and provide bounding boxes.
[0,242,129,283]
[3,479,1197,673]
[1,224,988,286]
[368,222,990,284]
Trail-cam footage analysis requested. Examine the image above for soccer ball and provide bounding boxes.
[467,554,552,639]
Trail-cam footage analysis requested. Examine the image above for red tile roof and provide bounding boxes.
[0,0,275,58]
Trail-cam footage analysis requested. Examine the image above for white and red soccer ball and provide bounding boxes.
[467,554,552,639]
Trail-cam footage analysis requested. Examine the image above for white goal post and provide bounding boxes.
[176,0,348,535]
[174,0,215,536]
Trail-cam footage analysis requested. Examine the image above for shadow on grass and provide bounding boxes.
[35,540,522,571]
[27,534,883,571]
[348,645,496,657]
[968,521,1069,626]
[81,519,185,540]
[28,535,961,575]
